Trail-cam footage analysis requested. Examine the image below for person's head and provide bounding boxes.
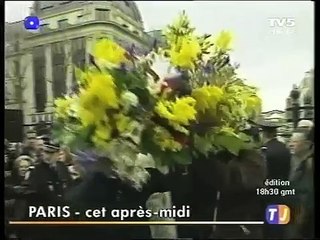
[242,125,261,143]
[14,155,32,177]
[289,129,312,156]
[297,120,314,131]
[42,139,60,164]
[68,160,85,180]
[25,130,37,148]
[35,136,45,151]
[59,146,74,165]
[261,127,278,142]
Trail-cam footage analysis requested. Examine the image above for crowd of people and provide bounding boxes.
[4,119,314,240]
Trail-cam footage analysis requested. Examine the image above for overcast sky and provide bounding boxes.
[5,1,314,111]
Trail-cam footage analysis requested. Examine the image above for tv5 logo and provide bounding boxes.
[268,18,295,28]
[266,205,290,224]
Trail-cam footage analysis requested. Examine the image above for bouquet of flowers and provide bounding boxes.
[52,12,262,190]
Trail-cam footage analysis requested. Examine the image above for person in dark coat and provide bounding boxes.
[169,165,194,238]
[189,147,267,239]
[60,155,170,240]
[5,155,36,239]
[258,120,291,239]
[286,129,314,238]
[22,130,38,160]
[169,124,266,239]
[28,140,69,207]
[23,139,71,240]
[261,127,291,180]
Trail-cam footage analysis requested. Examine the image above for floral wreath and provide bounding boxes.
[53,12,262,190]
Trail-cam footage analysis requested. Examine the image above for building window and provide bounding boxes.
[77,15,84,22]
[303,93,312,105]
[14,60,19,76]
[58,19,68,28]
[33,46,47,113]
[13,40,19,52]
[95,9,110,21]
[41,5,53,10]
[52,42,66,98]
[122,24,129,29]
[40,23,50,32]
[52,42,64,54]
[5,80,12,104]
[52,65,66,98]
[60,1,72,5]
[73,37,85,50]
[72,37,86,84]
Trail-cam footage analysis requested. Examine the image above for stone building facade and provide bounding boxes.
[5,1,162,133]
[261,110,291,141]
[285,69,314,124]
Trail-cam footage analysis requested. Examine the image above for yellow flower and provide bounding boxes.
[91,121,112,150]
[77,105,106,127]
[153,126,183,152]
[155,97,197,134]
[86,72,119,109]
[114,113,132,133]
[93,39,127,66]
[245,96,262,116]
[54,97,72,119]
[95,122,112,140]
[155,97,197,127]
[171,97,197,125]
[170,37,201,69]
[215,31,233,51]
[192,86,224,112]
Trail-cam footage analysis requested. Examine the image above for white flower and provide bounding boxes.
[120,91,139,110]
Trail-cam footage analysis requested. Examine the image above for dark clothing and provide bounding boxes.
[214,149,266,239]
[169,166,194,238]
[264,138,291,180]
[286,152,314,238]
[58,168,169,240]
[21,146,37,159]
[28,162,63,205]
[17,161,71,240]
[181,149,266,239]
[263,138,291,239]
[5,172,36,239]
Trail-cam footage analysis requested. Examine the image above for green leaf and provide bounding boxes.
[74,66,87,85]
[193,134,213,156]
[109,68,148,91]
[213,134,246,156]
[140,128,156,154]
[171,149,192,165]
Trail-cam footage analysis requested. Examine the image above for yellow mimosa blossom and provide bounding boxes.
[85,72,119,109]
[215,31,233,51]
[77,105,106,127]
[245,96,262,116]
[153,126,183,152]
[155,97,197,126]
[170,37,201,69]
[91,121,112,150]
[93,39,127,66]
[95,122,112,141]
[192,86,224,112]
[114,113,132,133]
[54,97,73,119]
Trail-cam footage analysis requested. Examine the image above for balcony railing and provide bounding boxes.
[30,112,54,124]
